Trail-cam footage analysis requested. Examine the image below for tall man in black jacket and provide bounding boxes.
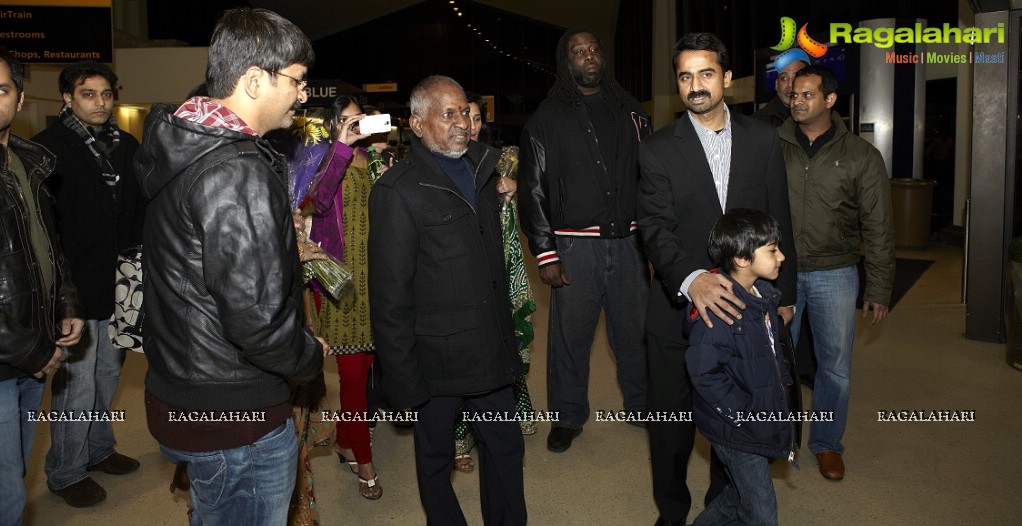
[32,60,145,507]
[637,33,797,526]
[0,48,84,526]
[134,8,324,524]
[369,75,526,526]
[520,29,651,452]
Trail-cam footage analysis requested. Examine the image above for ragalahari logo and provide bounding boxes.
[771,16,828,66]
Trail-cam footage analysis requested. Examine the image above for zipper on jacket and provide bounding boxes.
[4,166,49,326]
[419,182,476,213]
[801,161,809,242]
[418,148,491,214]
[764,312,798,468]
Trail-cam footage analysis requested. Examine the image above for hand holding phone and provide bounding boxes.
[358,114,392,135]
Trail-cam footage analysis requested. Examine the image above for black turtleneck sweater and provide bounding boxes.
[431,151,476,208]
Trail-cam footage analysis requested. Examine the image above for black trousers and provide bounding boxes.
[413,386,526,526]
[647,332,727,522]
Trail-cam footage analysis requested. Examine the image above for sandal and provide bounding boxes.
[454,453,475,473]
[359,475,383,500]
[335,449,358,475]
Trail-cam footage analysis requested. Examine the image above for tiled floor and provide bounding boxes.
[22,243,1022,525]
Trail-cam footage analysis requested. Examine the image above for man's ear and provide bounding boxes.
[17,91,24,112]
[61,92,72,107]
[723,70,733,89]
[408,113,423,138]
[242,66,264,99]
[825,92,837,109]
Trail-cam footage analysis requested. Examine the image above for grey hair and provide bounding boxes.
[409,75,463,118]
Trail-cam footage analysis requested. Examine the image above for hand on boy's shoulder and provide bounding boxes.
[689,272,745,329]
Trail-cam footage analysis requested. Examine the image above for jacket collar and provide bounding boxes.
[5,134,55,181]
[723,271,782,314]
[673,112,760,216]
[778,110,848,146]
[409,135,497,194]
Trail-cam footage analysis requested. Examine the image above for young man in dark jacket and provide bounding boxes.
[687,208,795,526]
[32,59,145,508]
[369,75,526,526]
[0,49,84,526]
[519,29,651,452]
[133,9,324,524]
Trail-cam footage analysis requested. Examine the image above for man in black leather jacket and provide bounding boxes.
[519,29,652,453]
[0,49,84,526]
[133,9,323,524]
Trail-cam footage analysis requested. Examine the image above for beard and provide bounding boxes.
[429,145,469,158]
[570,61,604,89]
[427,129,470,158]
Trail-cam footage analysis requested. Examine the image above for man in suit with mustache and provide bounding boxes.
[637,32,797,526]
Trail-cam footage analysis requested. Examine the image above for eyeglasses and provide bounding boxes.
[274,71,308,90]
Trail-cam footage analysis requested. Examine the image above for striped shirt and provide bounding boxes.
[688,105,732,211]
[679,105,733,300]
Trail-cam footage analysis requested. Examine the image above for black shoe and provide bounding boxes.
[50,477,106,507]
[546,426,582,452]
[87,452,140,475]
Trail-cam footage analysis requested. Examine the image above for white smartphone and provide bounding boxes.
[358,114,391,134]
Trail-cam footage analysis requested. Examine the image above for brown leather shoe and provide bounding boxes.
[816,451,845,480]
[87,452,140,475]
[50,477,107,507]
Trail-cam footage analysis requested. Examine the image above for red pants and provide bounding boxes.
[335,353,374,463]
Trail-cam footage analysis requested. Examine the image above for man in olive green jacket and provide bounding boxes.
[778,65,895,482]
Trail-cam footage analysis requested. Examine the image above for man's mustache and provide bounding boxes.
[687,90,711,102]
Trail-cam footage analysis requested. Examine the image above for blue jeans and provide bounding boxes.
[547,235,649,428]
[161,419,298,526]
[790,266,858,455]
[692,445,777,526]
[45,319,125,490]
[0,376,46,526]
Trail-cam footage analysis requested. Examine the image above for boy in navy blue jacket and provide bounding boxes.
[686,208,796,526]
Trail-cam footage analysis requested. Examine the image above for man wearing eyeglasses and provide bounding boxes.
[32,60,145,508]
[519,29,652,453]
[134,8,325,524]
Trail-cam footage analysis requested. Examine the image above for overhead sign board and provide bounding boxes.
[364,82,398,93]
[1,0,114,64]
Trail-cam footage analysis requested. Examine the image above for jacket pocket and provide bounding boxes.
[0,251,34,304]
[423,207,476,261]
[415,307,479,336]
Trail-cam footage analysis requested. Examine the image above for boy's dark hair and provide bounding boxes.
[0,48,25,96]
[672,32,730,73]
[58,61,117,96]
[205,8,314,100]
[708,208,782,274]
[795,65,839,99]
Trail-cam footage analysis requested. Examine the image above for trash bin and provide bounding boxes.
[890,178,937,249]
